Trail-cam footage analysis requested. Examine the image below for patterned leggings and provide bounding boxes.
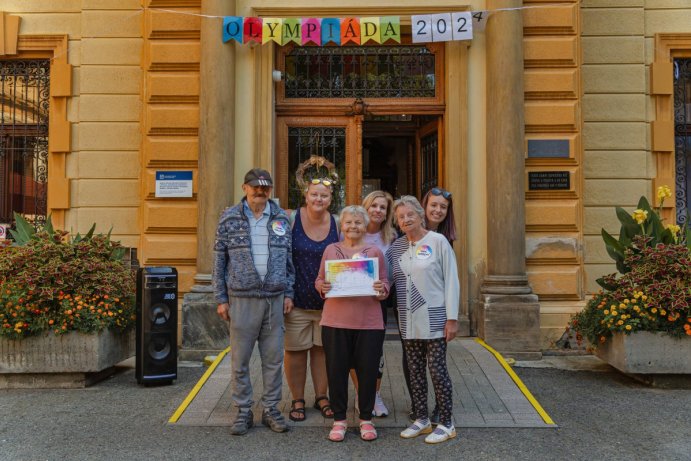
[403,338,453,427]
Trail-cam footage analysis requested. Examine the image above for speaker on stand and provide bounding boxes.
[136,267,178,385]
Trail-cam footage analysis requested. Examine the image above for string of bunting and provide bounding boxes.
[222,12,490,46]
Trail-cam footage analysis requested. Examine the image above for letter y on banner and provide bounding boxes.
[263,18,283,45]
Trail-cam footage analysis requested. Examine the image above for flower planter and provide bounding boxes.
[596,332,691,388]
[0,328,135,389]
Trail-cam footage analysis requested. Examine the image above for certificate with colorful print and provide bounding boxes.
[324,258,378,298]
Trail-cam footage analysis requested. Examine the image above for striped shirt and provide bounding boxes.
[243,201,270,281]
[386,231,460,340]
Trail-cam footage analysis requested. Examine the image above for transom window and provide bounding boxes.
[284,46,436,99]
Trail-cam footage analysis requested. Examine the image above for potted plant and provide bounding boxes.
[0,214,136,388]
[570,186,691,382]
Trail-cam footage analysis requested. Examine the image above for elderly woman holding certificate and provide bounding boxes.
[315,205,389,442]
[388,195,460,444]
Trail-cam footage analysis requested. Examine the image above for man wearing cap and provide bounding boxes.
[213,168,295,435]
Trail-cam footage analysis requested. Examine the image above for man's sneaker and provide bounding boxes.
[400,418,433,439]
[424,424,457,444]
[430,407,440,426]
[230,409,254,436]
[373,392,389,417]
[261,407,289,433]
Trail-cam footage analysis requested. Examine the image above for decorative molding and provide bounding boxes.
[149,31,201,40]
[148,160,198,168]
[146,227,197,234]
[146,193,198,200]
[149,95,199,104]
[526,224,579,232]
[527,258,579,265]
[148,0,201,7]
[145,258,196,265]
[525,124,578,133]
[525,91,577,100]
[0,12,21,56]
[149,63,199,72]
[148,127,198,136]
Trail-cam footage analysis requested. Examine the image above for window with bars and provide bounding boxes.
[0,59,50,227]
[283,46,436,99]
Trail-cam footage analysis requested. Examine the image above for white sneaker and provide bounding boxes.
[373,392,389,417]
[400,419,432,439]
[424,424,457,444]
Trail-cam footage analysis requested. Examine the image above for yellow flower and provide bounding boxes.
[666,224,681,235]
[634,306,640,312]
[611,310,618,316]
[624,299,630,304]
[651,307,658,313]
[657,185,672,203]
[632,209,648,224]
[642,295,648,301]
[617,320,624,326]
[604,310,610,315]
[625,325,632,331]
[660,309,667,316]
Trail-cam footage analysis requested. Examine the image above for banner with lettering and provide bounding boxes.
[221,12,489,45]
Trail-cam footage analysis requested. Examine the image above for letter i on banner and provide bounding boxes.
[244,17,262,44]
[451,12,473,41]
[380,16,401,44]
[223,16,243,43]
[361,17,381,44]
[283,18,301,45]
[471,10,490,32]
[411,15,432,43]
[263,18,283,45]
[321,18,341,45]
[430,13,452,42]
[302,18,321,45]
[341,18,361,45]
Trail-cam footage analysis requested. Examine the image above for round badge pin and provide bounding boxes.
[271,220,286,236]
[416,245,432,259]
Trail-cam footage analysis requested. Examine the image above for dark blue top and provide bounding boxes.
[292,209,339,310]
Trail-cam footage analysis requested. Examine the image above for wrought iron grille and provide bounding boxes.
[420,132,438,196]
[284,46,436,98]
[673,59,691,226]
[288,126,346,211]
[0,59,50,227]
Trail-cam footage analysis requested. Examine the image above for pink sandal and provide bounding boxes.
[359,420,377,441]
[328,420,347,442]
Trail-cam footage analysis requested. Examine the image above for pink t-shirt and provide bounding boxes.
[315,243,390,330]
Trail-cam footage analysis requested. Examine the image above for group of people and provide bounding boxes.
[213,168,460,444]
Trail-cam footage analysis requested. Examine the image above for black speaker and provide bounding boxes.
[136,267,178,385]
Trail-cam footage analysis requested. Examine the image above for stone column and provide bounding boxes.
[479,0,541,360]
[181,0,235,360]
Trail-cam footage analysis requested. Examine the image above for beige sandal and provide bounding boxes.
[359,420,377,441]
[328,420,347,442]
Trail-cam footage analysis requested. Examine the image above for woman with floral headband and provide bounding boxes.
[284,177,339,422]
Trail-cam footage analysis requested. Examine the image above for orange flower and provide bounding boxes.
[48,319,54,325]
[687,329,691,336]
[684,324,691,331]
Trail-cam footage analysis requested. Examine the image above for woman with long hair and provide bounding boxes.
[421,187,457,245]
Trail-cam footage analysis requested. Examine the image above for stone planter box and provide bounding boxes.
[0,329,135,389]
[596,331,691,388]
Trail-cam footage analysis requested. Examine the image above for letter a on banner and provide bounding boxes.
[283,18,301,45]
[223,16,243,43]
[380,16,401,44]
[263,18,283,45]
[361,17,381,44]
[341,18,361,45]
[451,12,473,41]
[244,17,262,44]
[321,18,341,45]
[302,18,321,45]
[411,15,432,43]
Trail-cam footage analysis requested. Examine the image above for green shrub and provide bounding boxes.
[0,214,135,339]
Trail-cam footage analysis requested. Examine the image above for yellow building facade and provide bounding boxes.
[1,0,690,356]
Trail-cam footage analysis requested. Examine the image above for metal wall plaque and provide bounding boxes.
[527,139,570,158]
[528,171,570,190]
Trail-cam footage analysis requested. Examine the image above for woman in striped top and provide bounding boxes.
[387,195,460,444]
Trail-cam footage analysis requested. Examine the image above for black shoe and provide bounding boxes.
[230,409,254,436]
[262,407,289,433]
[430,407,440,426]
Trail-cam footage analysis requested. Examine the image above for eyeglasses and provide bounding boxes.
[311,178,334,187]
[430,187,452,199]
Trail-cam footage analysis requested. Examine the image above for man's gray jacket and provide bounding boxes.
[212,198,295,304]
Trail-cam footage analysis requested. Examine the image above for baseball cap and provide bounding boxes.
[243,168,273,187]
